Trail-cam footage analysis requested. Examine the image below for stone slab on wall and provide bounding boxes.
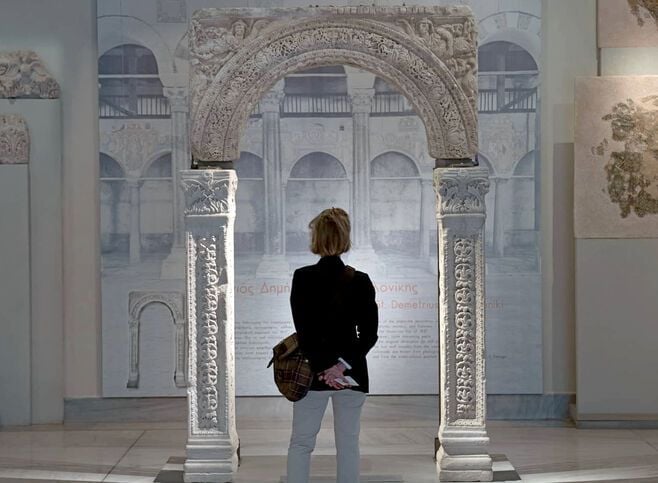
[575,238,658,417]
[0,165,31,425]
[598,0,658,48]
[575,76,658,238]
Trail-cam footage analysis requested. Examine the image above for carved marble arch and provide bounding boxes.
[126,291,186,389]
[190,6,479,164]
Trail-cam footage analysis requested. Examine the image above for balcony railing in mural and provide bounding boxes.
[371,93,414,115]
[99,95,171,118]
[281,94,352,117]
[479,88,538,113]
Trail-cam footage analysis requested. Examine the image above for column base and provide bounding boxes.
[184,436,238,482]
[437,426,493,482]
[255,254,290,278]
[345,246,387,278]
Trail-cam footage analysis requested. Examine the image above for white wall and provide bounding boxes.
[540,0,597,395]
[0,0,101,399]
[574,23,658,419]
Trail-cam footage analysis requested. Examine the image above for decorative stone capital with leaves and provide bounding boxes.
[181,170,238,216]
[434,167,490,216]
[0,50,60,99]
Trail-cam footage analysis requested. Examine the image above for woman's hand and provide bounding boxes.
[319,362,347,389]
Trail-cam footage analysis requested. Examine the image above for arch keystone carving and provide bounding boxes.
[189,6,478,164]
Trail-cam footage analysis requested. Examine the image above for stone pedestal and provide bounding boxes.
[182,169,239,482]
[434,167,493,482]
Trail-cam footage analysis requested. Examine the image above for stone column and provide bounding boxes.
[420,177,434,258]
[348,89,385,274]
[351,89,373,249]
[161,86,190,279]
[182,169,239,482]
[434,167,493,482]
[492,177,508,257]
[256,85,289,278]
[127,178,141,264]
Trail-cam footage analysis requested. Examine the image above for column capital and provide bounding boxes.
[350,88,375,113]
[181,169,238,217]
[260,89,284,113]
[164,86,189,112]
[433,167,489,217]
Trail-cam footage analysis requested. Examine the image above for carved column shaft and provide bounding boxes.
[434,166,492,482]
[351,89,374,249]
[261,90,284,255]
[182,169,239,482]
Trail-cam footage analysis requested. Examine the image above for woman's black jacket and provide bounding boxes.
[290,255,379,393]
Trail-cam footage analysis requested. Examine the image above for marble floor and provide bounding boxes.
[1,397,657,482]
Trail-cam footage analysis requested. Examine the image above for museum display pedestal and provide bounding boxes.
[182,169,239,482]
[434,167,493,482]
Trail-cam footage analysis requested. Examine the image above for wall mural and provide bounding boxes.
[599,0,658,47]
[576,76,658,238]
[98,0,542,398]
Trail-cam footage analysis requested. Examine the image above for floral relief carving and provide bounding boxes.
[0,50,60,99]
[453,237,476,419]
[435,168,490,215]
[181,170,238,215]
[0,114,29,164]
[190,6,478,162]
[628,0,658,27]
[592,95,658,218]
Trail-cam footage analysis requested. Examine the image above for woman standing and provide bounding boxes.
[286,207,379,483]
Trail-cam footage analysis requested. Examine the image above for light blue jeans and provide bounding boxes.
[286,389,367,483]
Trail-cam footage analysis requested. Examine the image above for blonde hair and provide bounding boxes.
[309,207,351,257]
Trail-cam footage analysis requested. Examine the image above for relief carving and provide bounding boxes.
[190,17,270,106]
[190,7,478,162]
[181,170,238,215]
[0,114,29,164]
[196,235,221,430]
[0,50,60,99]
[453,237,477,419]
[435,168,490,215]
[628,0,658,27]
[592,95,658,218]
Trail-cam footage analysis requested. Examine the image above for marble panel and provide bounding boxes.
[575,76,658,238]
[599,0,658,48]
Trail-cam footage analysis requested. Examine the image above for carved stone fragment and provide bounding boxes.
[189,6,478,162]
[0,114,29,164]
[434,167,492,481]
[0,51,60,99]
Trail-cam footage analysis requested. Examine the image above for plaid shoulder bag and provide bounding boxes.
[267,333,313,402]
